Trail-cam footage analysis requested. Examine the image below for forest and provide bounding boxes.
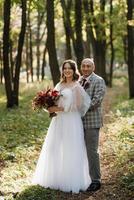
[0,0,134,200]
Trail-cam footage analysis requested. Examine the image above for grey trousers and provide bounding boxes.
[84,128,101,182]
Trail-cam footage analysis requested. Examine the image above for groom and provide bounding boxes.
[80,58,106,192]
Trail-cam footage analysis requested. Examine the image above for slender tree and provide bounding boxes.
[3,0,27,107]
[109,0,114,87]
[0,41,3,84]
[41,46,47,81]
[27,0,33,82]
[25,30,30,83]
[13,0,27,106]
[60,0,84,68]
[127,0,134,98]
[83,0,107,82]
[36,10,42,81]
[61,0,72,59]
[74,0,84,67]
[3,0,13,107]
[46,0,60,85]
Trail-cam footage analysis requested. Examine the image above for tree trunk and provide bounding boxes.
[84,31,91,58]
[60,0,72,59]
[9,39,14,82]
[46,0,60,85]
[0,42,3,84]
[62,12,72,58]
[75,0,84,68]
[27,0,33,82]
[13,0,27,106]
[36,10,40,81]
[61,0,83,64]
[94,40,106,79]
[93,0,107,82]
[41,46,47,81]
[26,31,29,83]
[109,0,114,87]
[127,0,134,98]
[3,0,14,107]
[83,0,107,83]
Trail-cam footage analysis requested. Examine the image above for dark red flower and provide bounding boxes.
[32,88,61,117]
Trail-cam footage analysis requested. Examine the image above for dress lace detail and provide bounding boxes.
[55,82,91,116]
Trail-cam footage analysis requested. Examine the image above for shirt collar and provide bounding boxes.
[82,72,94,81]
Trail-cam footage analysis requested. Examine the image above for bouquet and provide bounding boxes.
[32,88,61,117]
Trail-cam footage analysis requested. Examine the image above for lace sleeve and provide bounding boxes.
[71,84,91,116]
[60,83,91,116]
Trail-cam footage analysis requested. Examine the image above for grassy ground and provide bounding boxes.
[0,78,133,200]
[0,81,51,199]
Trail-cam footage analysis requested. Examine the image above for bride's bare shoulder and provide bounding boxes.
[54,82,62,90]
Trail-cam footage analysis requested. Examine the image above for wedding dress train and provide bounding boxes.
[32,82,91,193]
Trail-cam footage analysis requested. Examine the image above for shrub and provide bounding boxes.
[16,185,57,200]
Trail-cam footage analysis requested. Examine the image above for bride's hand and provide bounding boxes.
[48,106,64,113]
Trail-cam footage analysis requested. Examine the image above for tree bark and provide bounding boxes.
[27,0,33,82]
[13,0,27,106]
[26,30,29,83]
[127,0,134,98]
[93,0,107,81]
[46,0,60,85]
[84,32,91,58]
[61,0,76,50]
[0,42,3,84]
[109,0,114,87]
[36,10,41,81]
[75,0,84,68]
[61,0,72,59]
[9,39,14,82]
[41,46,47,81]
[3,0,13,107]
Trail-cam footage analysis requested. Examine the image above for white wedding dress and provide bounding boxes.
[32,82,91,193]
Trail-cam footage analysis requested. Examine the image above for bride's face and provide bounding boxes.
[63,63,74,79]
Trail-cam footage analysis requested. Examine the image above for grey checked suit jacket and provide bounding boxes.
[80,72,106,129]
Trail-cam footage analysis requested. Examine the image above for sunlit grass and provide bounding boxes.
[104,95,134,192]
[0,81,52,197]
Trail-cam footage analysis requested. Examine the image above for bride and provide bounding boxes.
[32,59,91,193]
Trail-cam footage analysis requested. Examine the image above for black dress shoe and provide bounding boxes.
[87,182,101,192]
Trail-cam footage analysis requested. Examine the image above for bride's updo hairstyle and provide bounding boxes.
[61,59,80,83]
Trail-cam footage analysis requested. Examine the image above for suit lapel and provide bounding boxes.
[88,72,95,82]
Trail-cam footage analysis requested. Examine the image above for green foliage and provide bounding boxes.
[108,95,134,192]
[117,123,134,191]
[0,82,51,196]
[121,174,134,190]
[30,0,46,11]
[11,0,21,5]
[114,92,134,117]
[16,185,57,200]
[106,0,127,62]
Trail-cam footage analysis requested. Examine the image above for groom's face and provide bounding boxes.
[81,63,94,77]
